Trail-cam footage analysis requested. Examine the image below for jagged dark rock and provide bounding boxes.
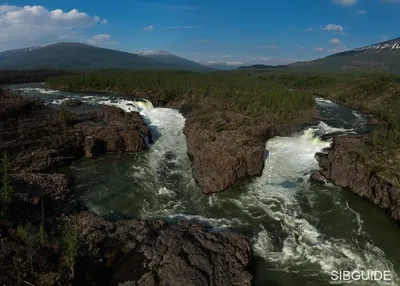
[64,99,83,107]
[76,106,152,158]
[73,211,252,286]
[312,135,400,221]
[0,91,150,171]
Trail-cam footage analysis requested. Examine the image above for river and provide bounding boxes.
[10,83,400,286]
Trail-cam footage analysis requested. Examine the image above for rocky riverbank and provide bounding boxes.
[312,135,400,221]
[0,89,253,285]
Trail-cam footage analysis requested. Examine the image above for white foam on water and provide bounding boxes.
[316,97,334,105]
[97,98,153,114]
[47,98,72,105]
[314,121,352,135]
[16,87,59,94]
[245,126,399,284]
[158,187,175,196]
[166,213,242,229]
[353,110,367,125]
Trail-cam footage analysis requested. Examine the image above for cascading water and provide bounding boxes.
[10,83,400,286]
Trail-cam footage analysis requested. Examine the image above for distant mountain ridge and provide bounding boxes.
[135,50,213,72]
[200,61,243,70]
[238,64,288,70]
[289,37,400,72]
[136,50,172,56]
[0,42,213,72]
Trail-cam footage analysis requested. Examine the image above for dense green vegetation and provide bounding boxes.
[47,69,315,123]
[0,69,73,85]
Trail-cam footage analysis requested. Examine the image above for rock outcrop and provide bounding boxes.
[77,106,152,158]
[64,98,83,107]
[0,91,151,172]
[184,107,319,194]
[312,135,400,221]
[73,211,252,286]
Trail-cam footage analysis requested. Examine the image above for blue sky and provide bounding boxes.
[1,0,400,65]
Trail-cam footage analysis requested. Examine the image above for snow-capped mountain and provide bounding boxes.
[135,50,214,71]
[136,50,172,56]
[352,38,400,52]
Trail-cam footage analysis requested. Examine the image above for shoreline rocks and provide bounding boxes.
[0,92,151,172]
[73,211,252,285]
[312,135,400,221]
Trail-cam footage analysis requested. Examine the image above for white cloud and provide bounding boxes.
[0,5,18,13]
[220,54,232,58]
[329,38,343,44]
[356,9,367,14]
[258,57,270,61]
[101,19,108,24]
[0,5,108,51]
[197,39,210,44]
[333,0,357,6]
[322,24,344,32]
[305,27,314,32]
[87,34,115,46]
[226,61,244,66]
[144,25,154,31]
[315,47,325,51]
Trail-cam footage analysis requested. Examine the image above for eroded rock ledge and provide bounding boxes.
[0,94,151,172]
[74,211,252,286]
[312,135,400,221]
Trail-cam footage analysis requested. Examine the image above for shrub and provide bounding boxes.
[0,151,13,215]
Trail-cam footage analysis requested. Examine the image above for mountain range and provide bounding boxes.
[0,43,213,72]
[1,37,400,72]
[200,61,244,70]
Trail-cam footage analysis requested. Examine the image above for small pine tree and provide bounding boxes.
[0,151,13,215]
[63,226,78,278]
[39,224,46,247]
[16,225,28,242]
